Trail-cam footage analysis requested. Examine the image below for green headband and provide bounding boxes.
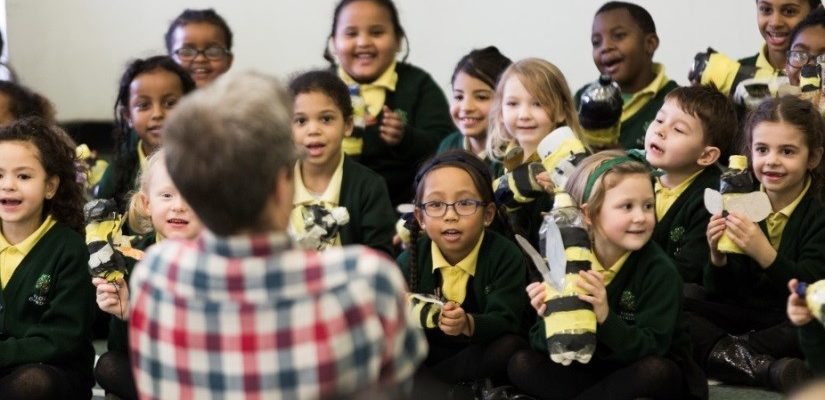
[581,150,661,202]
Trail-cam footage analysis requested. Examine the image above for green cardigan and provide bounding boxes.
[437,131,504,177]
[575,80,679,150]
[338,156,396,257]
[350,62,455,206]
[704,188,825,312]
[652,166,720,284]
[799,321,825,375]
[0,223,95,391]
[396,229,527,344]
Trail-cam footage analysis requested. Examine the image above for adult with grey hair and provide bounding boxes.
[127,71,427,399]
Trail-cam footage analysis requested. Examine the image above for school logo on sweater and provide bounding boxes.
[28,273,51,306]
[670,226,686,256]
[618,290,637,322]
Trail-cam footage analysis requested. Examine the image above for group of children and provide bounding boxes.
[1,0,825,399]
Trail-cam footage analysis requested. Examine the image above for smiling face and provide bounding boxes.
[169,22,233,87]
[415,166,495,265]
[126,69,185,156]
[292,91,352,171]
[332,0,401,83]
[751,120,822,205]
[786,25,825,85]
[591,7,657,93]
[756,0,813,66]
[587,173,655,262]
[644,98,711,175]
[141,162,203,240]
[500,76,559,158]
[451,72,494,146]
[0,140,58,240]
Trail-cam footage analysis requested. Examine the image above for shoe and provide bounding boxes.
[706,335,773,388]
[768,357,811,393]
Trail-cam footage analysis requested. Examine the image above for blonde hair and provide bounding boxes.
[126,149,166,235]
[487,57,585,160]
[565,150,652,222]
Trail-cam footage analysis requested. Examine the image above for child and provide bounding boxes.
[92,150,202,400]
[0,81,55,126]
[325,0,454,206]
[397,149,528,398]
[787,279,825,376]
[0,117,94,399]
[165,8,234,87]
[438,46,512,177]
[508,150,707,400]
[128,72,426,399]
[576,1,679,150]
[94,56,195,211]
[645,86,737,284]
[487,57,587,247]
[744,0,820,82]
[695,95,825,392]
[785,7,825,87]
[288,70,395,256]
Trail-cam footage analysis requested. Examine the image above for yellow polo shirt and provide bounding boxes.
[432,232,484,305]
[765,177,810,250]
[590,251,630,287]
[289,154,345,246]
[0,215,57,289]
[754,44,783,80]
[655,169,704,220]
[339,61,399,118]
[621,63,670,124]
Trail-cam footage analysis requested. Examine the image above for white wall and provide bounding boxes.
[6,0,771,121]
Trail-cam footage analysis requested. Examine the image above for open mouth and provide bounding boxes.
[761,171,786,181]
[648,142,664,155]
[600,56,623,75]
[354,52,377,63]
[765,31,788,47]
[167,218,189,227]
[0,199,21,206]
[441,229,462,242]
[305,142,326,157]
[459,116,484,128]
[191,67,212,80]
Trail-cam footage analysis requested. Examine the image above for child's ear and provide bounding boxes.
[580,203,593,227]
[644,33,660,57]
[344,116,354,138]
[119,105,133,128]
[482,202,496,227]
[808,146,824,170]
[413,208,425,227]
[139,191,150,215]
[44,175,59,200]
[697,146,721,167]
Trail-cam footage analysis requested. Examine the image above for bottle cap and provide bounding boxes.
[729,155,748,170]
[553,192,576,209]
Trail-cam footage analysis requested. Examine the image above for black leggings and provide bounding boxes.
[0,363,87,400]
[95,351,137,400]
[507,349,688,400]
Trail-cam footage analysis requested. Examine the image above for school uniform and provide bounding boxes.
[799,322,825,376]
[95,136,148,210]
[291,155,395,256]
[500,151,553,250]
[338,62,454,206]
[575,63,679,150]
[0,218,95,398]
[437,131,504,177]
[652,166,720,284]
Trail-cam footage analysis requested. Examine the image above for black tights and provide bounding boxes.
[95,351,137,400]
[507,349,688,400]
[0,364,74,400]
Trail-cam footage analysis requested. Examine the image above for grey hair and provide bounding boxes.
[163,71,297,235]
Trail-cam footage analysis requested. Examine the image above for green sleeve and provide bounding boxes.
[94,163,116,200]
[674,204,712,284]
[357,177,396,257]
[799,321,825,376]
[471,238,527,343]
[390,72,453,162]
[528,318,549,353]
[762,223,825,285]
[597,258,681,363]
[0,242,95,368]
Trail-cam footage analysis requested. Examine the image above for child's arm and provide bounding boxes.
[707,214,727,267]
[93,277,130,320]
[723,212,776,268]
[386,71,453,162]
[0,244,94,367]
[468,241,528,343]
[750,215,825,286]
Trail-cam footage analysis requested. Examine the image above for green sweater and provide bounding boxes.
[338,156,396,257]
[350,63,455,206]
[652,166,720,284]
[396,229,527,344]
[705,188,825,312]
[437,131,504,177]
[0,223,95,391]
[800,322,825,375]
[575,80,679,150]
[107,234,156,354]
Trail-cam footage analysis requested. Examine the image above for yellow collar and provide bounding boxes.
[431,231,484,277]
[292,153,345,207]
[767,177,810,218]
[621,63,669,123]
[655,169,704,220]
[137,139,149,170]
[338,62,399,117]
[755,44,782,77]
[0,214,57,254]
[590,250,630,286]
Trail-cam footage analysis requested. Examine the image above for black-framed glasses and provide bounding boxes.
[418,199,486,218]
[173,46,231,61]
[786,50,825,68]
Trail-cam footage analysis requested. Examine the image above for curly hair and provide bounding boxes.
[0,117,84,233]
[0,81,56,124]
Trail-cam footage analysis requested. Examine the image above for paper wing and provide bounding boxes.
[704,188,724,215]
[515,234,555,287]
[542,218,567,289]
[726,192,772,222]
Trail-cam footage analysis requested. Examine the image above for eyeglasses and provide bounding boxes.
[418,199,486,218]
[786,50,825,68]
[173,46,231,61]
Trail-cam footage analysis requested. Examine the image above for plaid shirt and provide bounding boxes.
[129,231,426,400]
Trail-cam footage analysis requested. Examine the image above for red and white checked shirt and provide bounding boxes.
[128,231,426,399]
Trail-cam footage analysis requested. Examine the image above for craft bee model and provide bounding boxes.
[294,204,350,251]
[517,191,596,366]
[796,280,825,326]
[703,155,772,254]
[578,75,623,150]
[84,199,139,282]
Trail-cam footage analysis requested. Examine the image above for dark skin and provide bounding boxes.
[591,8,659,94]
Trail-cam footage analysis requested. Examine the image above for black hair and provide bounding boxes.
[0,117,85,233]
[0,81,55,123]
[407,149,495,292]
[323,0,410,65]
[110,56,196,211]
[164,8,234,53]
[789,7,825,48]
[596,1,657,34]
[451,46,513,89]
[289,70,354,121]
